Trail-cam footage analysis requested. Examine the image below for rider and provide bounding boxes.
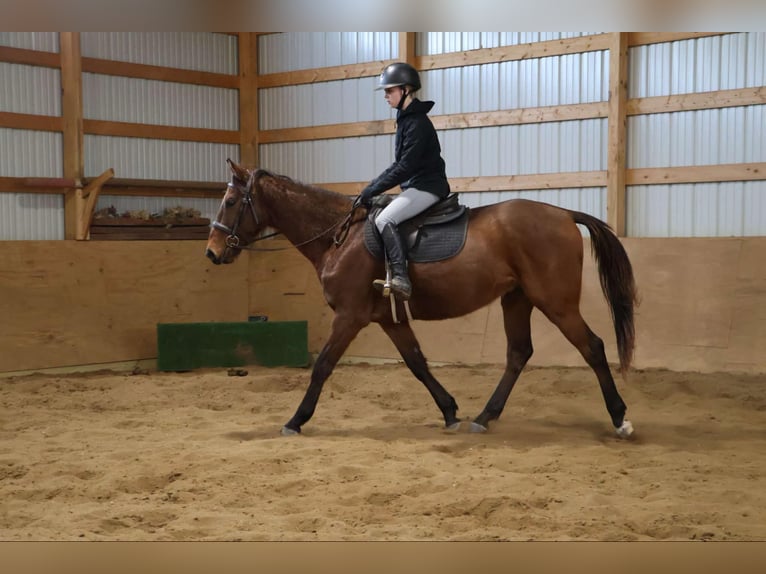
[357,62,451,300]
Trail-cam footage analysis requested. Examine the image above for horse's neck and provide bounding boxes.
[260,177,345,262]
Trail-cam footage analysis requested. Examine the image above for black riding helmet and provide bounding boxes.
[376,62,421,110]
[375,62,421,91]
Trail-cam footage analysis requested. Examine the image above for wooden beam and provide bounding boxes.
[259,102,607,145]
[628,87,766,116]
[319,172,607,196]
[238,33,259,167]
[430,102,608,130]
[415,34,611,72]
[81,57,239,89]
[257,60,397,88]
[0,177,76,194]
[259,119,394,144]
[60,32,84,240]
[450,172,607,192]
[79,168,115,240]
[83,119,239,144]
[607,32,628,236]
[627,163,766,186]
[0,45,60,68]
[0,112,63,132]
[628,32,727,47]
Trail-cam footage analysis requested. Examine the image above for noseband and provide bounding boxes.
[210,180,261,249]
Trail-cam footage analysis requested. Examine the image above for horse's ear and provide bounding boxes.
[226,158,249,182]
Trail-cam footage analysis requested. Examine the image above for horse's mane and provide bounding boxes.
[253,168,350,207]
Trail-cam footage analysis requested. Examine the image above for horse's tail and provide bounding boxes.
[571,211,639,374]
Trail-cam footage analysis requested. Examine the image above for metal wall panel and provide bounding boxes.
[84,135,238,182]
[419,32,598,55]
[82,73,238,130]
[629,33,764,97]
[627,33,766,237]
[0,63,61,116]
[0,128,62,177]
[260,136,394,185]
[80,32,237,75]
[628,181,766,237]
[0,32,59,52]
[0,193,64,240]
[258,33,397,73]
[259,76,389,130]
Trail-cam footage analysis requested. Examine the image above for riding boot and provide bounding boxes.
[380,222,412,300]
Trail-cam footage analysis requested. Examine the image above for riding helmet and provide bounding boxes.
[376,62,421,91]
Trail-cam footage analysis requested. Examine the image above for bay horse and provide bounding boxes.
[206,160,638,439]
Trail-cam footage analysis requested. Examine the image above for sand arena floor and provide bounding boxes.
[1,363,764,541]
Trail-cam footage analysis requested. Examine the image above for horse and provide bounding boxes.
[206,159,639,439]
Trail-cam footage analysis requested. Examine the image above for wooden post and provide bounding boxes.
[607,32,628,236]
[398,32,416,67]
[79,168,115,239]
[60,32,85,240]
[238,33,259,168]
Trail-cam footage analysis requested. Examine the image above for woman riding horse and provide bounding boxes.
[357,62,451,300]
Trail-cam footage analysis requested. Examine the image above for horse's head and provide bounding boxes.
[205,159,266,265]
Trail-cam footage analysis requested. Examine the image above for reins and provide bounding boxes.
[212,169,362,252]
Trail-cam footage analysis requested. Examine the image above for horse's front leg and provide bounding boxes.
[282,313,366,435]
[379,321,461,430]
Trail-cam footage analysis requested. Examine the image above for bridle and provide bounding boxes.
[210,170,358,254]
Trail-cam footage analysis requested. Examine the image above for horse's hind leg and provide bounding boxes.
[380,321,460,429]
[471,290,534,433]
[546,306,633,438]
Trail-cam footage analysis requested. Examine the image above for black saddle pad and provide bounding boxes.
[363,195,470,263]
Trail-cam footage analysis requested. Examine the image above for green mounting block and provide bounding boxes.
[157,321,310,371]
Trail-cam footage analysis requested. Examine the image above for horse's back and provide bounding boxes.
[469,198,582,245]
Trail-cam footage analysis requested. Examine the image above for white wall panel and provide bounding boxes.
[80,32,237,75]
[260,136,394,185]
[628,106,766,169]
[0,194,64,240]
[84,136,238,182]
[0,63,61,116]
[629,33,764,97]
[0,32,59,52]
[0,129,62,177]
[628,182,766,237]
[258,33,397,73]
[82,73,238,130]
[419,33,598,55]
[259,76,390,130]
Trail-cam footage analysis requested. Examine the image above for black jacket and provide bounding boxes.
[362,99,450,200]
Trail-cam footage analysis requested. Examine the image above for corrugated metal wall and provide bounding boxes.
[627,33,766,236]
[258,32,609,222]
[80,32,237,74]
[0,33,236,238]
[0,33,64,239]
[3,32,764,239]
[80,32,237,221]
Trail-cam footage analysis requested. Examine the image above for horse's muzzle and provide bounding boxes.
[206,248,222,265]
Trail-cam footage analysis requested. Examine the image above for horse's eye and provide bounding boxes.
[225,197,237,207]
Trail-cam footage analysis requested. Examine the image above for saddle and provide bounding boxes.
[363,193,470,263]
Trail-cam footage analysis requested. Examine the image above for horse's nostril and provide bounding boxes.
[206,248,221,265]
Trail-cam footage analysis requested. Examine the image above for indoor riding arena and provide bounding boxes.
[1,32,765,542]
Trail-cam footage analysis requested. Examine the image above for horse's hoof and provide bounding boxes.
[469,422,488,433]
[445,421,461,432]
[615,420,634,439]
[281,426,300,436]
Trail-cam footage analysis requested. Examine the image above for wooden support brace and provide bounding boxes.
[78,168,114,240]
